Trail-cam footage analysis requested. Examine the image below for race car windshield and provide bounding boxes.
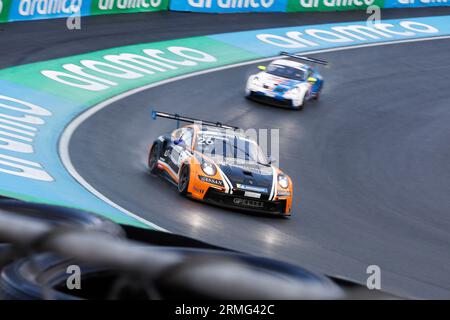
[195,133,269,165]
[266,64,305,81]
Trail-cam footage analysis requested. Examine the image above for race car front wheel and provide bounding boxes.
[148,143,160,174]
[178,165,190,196]
[292,96,305,110]
[245,87,253,98]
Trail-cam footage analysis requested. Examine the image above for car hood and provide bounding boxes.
[258,73,303,93]
[215,158,274,194]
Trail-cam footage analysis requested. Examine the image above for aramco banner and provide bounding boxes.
[0,0,169,23]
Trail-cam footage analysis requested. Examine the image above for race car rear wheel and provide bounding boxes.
[178,165,190,196]
[313,85,322,100]
[312,90,320,100]
[148,143,161,174]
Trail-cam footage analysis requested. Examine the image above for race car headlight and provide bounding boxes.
[251,76,261,85]
[289,87,301,95]
[201,162,217,176]
[278,175,289,189]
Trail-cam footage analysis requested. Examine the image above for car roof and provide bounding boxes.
[270,59,308,70]
[193,125,252,140]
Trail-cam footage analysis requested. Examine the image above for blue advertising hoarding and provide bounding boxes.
[169,0,288,12]
[384,0,449,7]
[7,0,91,22]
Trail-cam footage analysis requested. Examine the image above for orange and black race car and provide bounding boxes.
[148,111,293,216]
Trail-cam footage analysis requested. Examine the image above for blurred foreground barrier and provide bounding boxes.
[0,204,345,300]
[0,199,124,275]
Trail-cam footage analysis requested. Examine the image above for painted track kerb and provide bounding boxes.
[59,35,450,232]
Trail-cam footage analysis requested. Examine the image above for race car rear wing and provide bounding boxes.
[151,110,239,130]
[280,52,328,66]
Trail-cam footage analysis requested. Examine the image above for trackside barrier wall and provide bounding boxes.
[169,0,289,12]
[169,0,450,13]
[0,0,169,23]
[384,0,450,8]
[0,16,449,228]
[1,0,450,23]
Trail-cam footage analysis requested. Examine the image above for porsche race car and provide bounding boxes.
[245,52,328,110]
[148,111,293,216]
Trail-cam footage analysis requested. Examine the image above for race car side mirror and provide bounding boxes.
[174,138,184,146]
[307,77,317,83]
[258,66,266,71]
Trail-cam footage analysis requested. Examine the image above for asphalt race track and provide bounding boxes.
[4,9,450,299]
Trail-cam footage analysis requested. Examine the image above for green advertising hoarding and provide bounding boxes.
[0,0,169,24]
[0,0,12,22]
[287,0,385,11]
[90,0,169,16]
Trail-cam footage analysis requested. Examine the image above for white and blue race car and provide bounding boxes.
[245,52,328,110]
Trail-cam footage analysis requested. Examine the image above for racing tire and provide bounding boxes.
[0,247,343,300]
[148,143,161,175]
[0,200,124,273]
[313,83,323,100]
[0,200,124,236]
[244,88,253,99]
[0,254,80,300]
[313,91,320,100]
[178,165,190,196]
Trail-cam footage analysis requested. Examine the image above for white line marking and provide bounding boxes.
[59,35,450,231]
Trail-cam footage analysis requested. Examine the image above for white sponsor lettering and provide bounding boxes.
[331,24,392,40]
[188,0,274,8]
[399,21,439,33]
[299,0,375,8]
[0,95,52,117]
[104,52,176,73]
[0,95,53,181]
[18,0,82,16]
[41,46,217,91]
[98,0,161,10]
[0,154,53,181]
[80,60,143,79]
[167,46,216,63]
[41,70,111,91]
[373,23,415,36]
[256,20,439,48]
[305,29,352,42]
[256,34,305,48]
[398,0,448,4]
